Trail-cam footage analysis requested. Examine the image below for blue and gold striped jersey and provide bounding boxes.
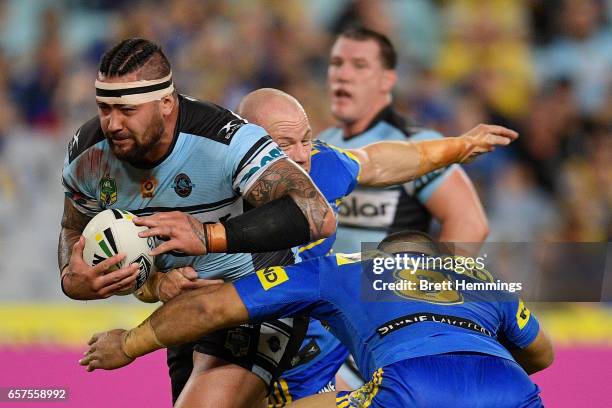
[235,254,540,381]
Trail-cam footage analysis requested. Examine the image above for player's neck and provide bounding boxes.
[341,98,391,139]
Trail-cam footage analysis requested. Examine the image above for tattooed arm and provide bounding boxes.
[58,197,91,275]
[136,158,335,256]
[58,198,139,300]
[243,158,335,240]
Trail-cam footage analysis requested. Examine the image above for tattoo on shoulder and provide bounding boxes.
[245,159,330,238]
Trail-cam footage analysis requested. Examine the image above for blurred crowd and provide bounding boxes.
[0,0,610,299]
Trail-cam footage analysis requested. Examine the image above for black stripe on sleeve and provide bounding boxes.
[232,137,272,184]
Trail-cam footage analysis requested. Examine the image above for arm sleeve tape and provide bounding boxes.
[222,195,310,253]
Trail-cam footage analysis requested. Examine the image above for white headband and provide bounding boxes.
[95,72,174,104]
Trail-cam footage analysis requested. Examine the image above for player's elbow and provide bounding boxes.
[454,206,489,242]
[533,337,555,372]
[540,346,555,370]
[470,213,489,241]
[515,330,555,375]
[322,209,337,238]
[287,191,336,241]
[312,205,337,240]
[527,347,554,375]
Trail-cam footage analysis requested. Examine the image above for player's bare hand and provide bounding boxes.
[63,236,140,300]
[157,267,224,302]
[79,329,134,371]
[459,124,519,163]
[133,212,207,256]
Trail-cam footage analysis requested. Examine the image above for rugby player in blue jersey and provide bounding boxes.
[143,88,518,407]
[81,230,553,408]
[237,89,518,406]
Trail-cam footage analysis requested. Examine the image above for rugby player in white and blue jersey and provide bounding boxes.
[321,27,490,255]
[58,38,336,408]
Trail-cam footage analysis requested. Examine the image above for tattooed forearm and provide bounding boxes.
[58,197,92,274]
[245,159,334,239]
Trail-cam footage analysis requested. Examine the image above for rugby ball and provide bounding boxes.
[82,209,156,296]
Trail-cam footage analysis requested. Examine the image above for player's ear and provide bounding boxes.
[160,94,175,116]
[381,69,397,93]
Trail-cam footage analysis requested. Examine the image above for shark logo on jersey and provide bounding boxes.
[218,119,245,141]
[99,176,117,207]
[172,173,195,197]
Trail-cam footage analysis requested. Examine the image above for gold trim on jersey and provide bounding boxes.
[299,238,326,253]
[268,379,292,408]
[336,368,384,407]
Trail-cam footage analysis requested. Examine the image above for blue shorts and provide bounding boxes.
[336,353,543,408]
[269,342,349,407]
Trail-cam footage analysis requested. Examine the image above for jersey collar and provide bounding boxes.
[343,105,411,141]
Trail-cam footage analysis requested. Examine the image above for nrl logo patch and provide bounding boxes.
[99,176,117,207]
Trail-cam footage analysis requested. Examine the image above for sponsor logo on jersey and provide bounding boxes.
[290,339,321,367]
[68,129,80,158]
[99,176,117,207]
[140,176,158,198]
[317,381,336,394]
[256,266,289,290]
[339,197,392,218]
[376,312,493,338]
[337,189,399,228]
[239,146,284,185]
[393,268,463,305]
[218,119,245,141]
[516,299,531,329]
[172,173,195,197]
